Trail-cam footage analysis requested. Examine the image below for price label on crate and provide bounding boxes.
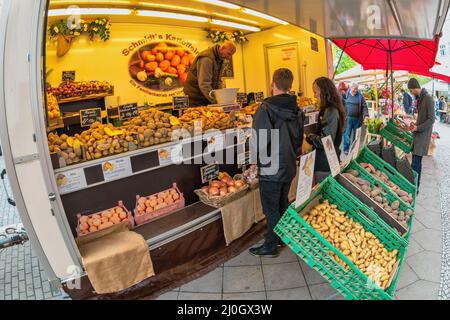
[200,163,220,183]
[80,108,102,127]
[237,92,247,104]
[352,127,362,160]
[62,70,75,82]
[118,103,139,120]
[255,92,264,103]
[173,96,189,109]
[321,135,340,177]
[295,150,316,208]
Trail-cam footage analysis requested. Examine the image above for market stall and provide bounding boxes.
[1,0,447,301]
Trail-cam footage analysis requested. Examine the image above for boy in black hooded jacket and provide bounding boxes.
[249,68,304,257]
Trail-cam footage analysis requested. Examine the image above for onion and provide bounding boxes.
[235,180,244,188]
[228,186,237,193]
[209,187,220,196]
[219,187,228,196]
[227,180,235,187]
[210,181,222,188]
[221,177,230,184]
[201,186,209,194]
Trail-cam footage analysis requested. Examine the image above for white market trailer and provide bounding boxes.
[0,0,448,297]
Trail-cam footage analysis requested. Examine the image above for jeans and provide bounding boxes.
[411,155,422,189]
[343,116,361,153]
[259,180,292,250]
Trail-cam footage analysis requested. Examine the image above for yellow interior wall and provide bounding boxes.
[46,23,245,106]
[242,24,328,98]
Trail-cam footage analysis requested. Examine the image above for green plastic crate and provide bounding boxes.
[380,126,413,154]
[387,119,414,141]
[357,146,416,208]
[274,177,407,300]
[343,160,414,237]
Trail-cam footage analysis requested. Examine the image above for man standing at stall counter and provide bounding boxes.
[183,41,236,107]
[249,68,304,258]
[407,78,435,192]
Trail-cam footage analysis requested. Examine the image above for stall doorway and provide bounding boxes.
[264,42,302,96]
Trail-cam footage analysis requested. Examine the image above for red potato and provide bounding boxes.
[151,48,158,55]
[145,54,156,62]
[176,48,184,56]
[171,55,181,67]
[177,64,186,75]
[167,67,178,75]
[141,50,151,60]
[159,60,171,72]
[156,52,164,62]
[165,50,175,60]
[181,55,190,66]
[145,62,158,72]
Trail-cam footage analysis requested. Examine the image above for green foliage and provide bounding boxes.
[206,29,248,44]
[48,17,111,41]
[332,45,358,75]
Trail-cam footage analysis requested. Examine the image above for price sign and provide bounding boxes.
[194,119,203,136]
[295,150,316,208]
[310,37,319,52]
[80,108,102,127]
[255,92,264,103]
[200,163,220,183]
[321,136,340,177]
[237,92,247,104]
[118,103,139,120]
[173,96,189,109]
[221,103,241,113]
[62,70,75,82]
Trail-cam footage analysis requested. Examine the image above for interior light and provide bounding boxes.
[48,8,132,17]
[213,12,259,25]
[210,19,260,32]
[196,0,241,10]
[138,2,208,14]
[137,10,209,23]
[241,8,288,25]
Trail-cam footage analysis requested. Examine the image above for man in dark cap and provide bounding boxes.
[408,78,435,192]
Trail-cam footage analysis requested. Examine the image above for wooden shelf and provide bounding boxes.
[57,92,113,104]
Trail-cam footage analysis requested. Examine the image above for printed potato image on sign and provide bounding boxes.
[129,41,196,93]
[159,149,169,159]
[103,161,114,173]
[56,174,68,187]
[302,154,313,177]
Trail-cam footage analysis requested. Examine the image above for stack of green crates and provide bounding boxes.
[274,177,407,300]
[380,120,414,153]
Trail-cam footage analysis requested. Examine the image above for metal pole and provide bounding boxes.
[388,42,394,118]
[332,40,347,80]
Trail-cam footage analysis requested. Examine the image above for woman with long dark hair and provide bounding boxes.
[306,77,346,183]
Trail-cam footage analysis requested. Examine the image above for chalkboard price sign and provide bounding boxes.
[173,96,189,109]
[200,163,220,184]
[236,92,247,104]
[62,71,75,82]
[255,92,264,103]
[80,108,102,127]
[118,103,139,120]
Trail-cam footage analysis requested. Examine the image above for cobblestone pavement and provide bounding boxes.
[0,155,62,300]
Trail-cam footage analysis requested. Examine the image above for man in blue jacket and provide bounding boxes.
[343,83,369,154]
[402,89,413,115]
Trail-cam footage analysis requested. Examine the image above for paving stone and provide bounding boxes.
[309,282,344,300]
[262,262,306,291]
[224,250,260,267]
[414,211,442,231]
[180,268,223,293]
[407,251,441,283]
[266,287,311,300]
[223,266,265,293]
[396,280,439,300]
[154,291,179,300]
[396,263,420,291]
[223,292,266,300]
[411,218,426,234]
[178,292,221,300]
[298,259,327,286]
[406,238,425,258]
[261,247,298,265]
[411,229,442,253]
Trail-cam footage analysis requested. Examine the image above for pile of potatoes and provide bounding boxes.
[359,162,414,206]
[48,132,83,165]
[74,122,138,161]
[342,170,413,229]
[180,107,235,131]
[135,188,181,217]
[124,109,177,147]
[47,93,61,120]
[78,206,129,235]
[303,200,399,290]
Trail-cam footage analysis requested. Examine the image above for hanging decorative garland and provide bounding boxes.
[48,18,111,57]
[206,29,249,44]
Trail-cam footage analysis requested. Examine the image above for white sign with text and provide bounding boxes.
[295,150,316,209]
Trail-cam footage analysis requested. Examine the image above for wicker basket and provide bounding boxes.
[195,183,249,208]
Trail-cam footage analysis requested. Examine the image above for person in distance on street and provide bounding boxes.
[249,68,304,258]
[407,78,435,192]
[306,77,346,184]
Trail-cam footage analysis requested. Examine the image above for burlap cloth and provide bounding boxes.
[76,223,155,294]
[220,190,255,245]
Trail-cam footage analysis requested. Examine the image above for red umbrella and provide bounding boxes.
[333,37,440,72]
[333,37,441,116]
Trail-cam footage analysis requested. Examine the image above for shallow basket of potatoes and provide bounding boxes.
[274,177,407,300]
[338,160,414,239]
[76,201,135,238]
[134,183,185,225]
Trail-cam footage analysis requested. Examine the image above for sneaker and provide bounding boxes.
[278,239,286,248]
[249,244,279,258]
